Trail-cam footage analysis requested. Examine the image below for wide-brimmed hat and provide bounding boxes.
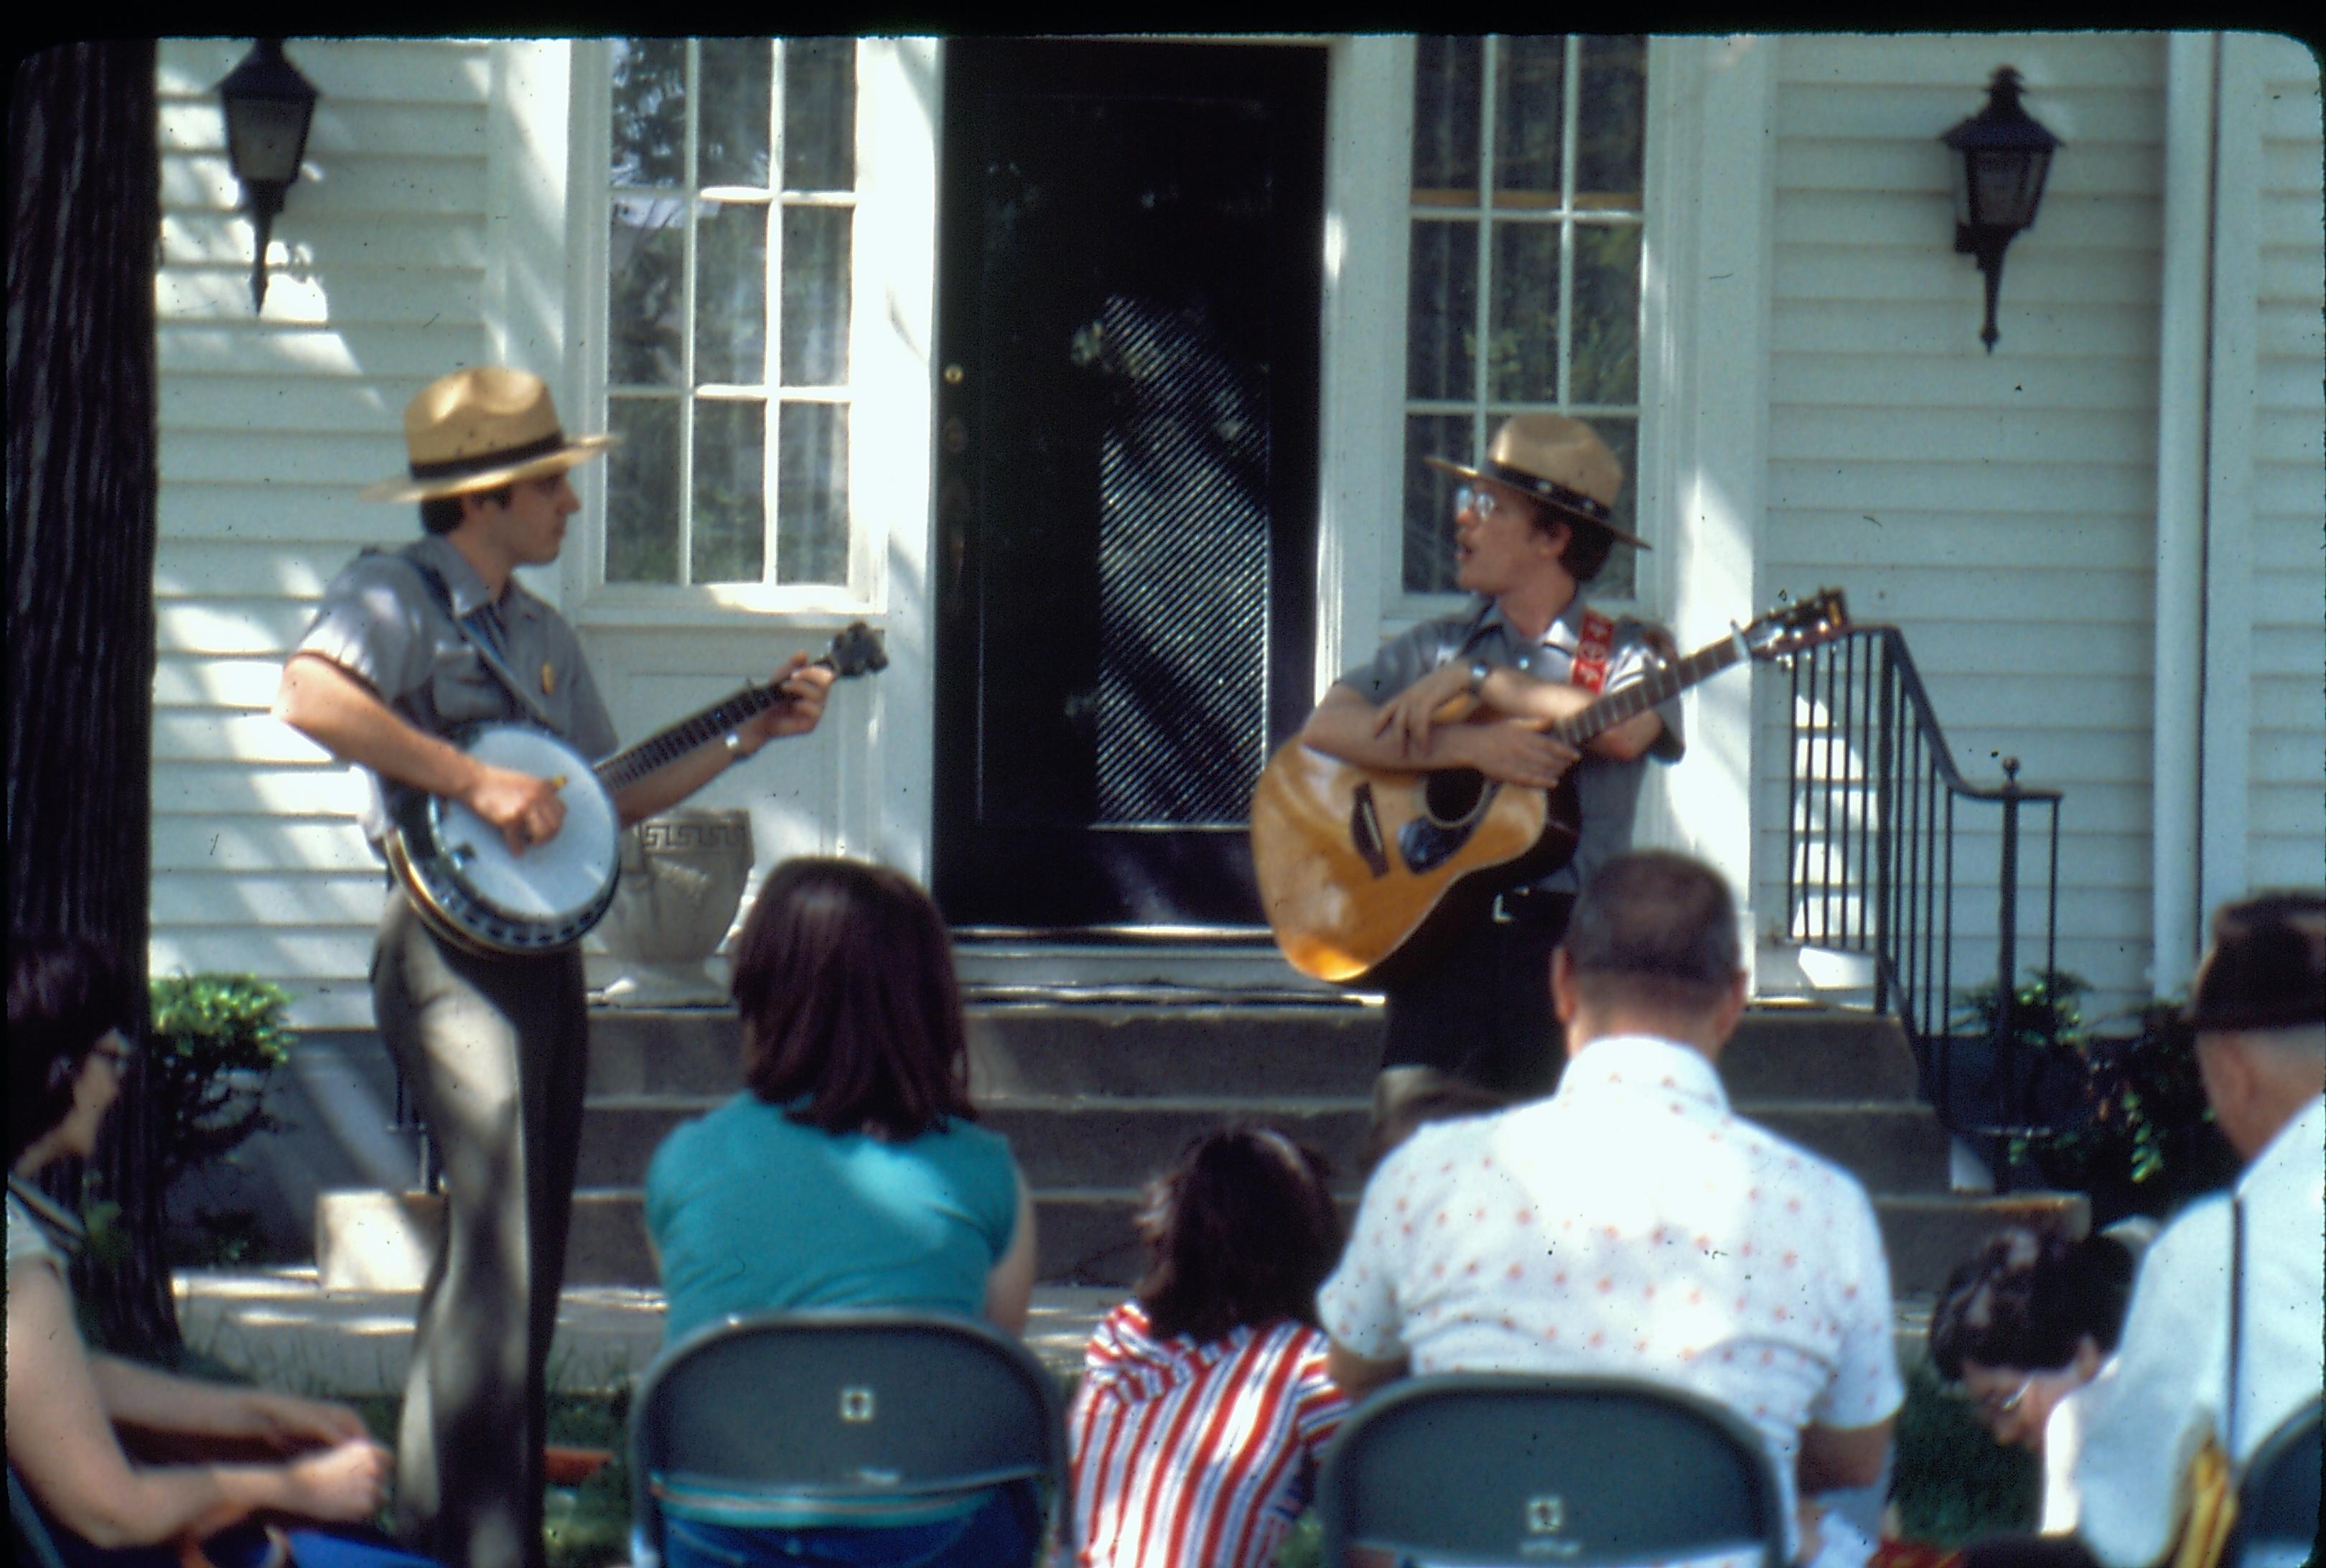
[2186,890,2326,1033]
[1422,413,1647,549]
[361,367,618,503]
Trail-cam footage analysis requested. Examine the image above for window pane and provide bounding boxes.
[1571,225,1641,403]
[695,200,768,386]
[1405,220,1477,401]
[1577,35,1647,208]
[783,37,856,190]
[780,205,852,386]
[608,197,685,388]
[691,399,767,584]
[609,38,686,187]
[1493,34,1565,208]
[699,39,772,187]
[777,401,849,584]
[1487,223,1559,403]
[1411,35,1481,201]
[1402,413,1472,593]
[605,396,681,583]
[1582,414,1638,600]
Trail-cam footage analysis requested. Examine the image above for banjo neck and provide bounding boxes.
[588,625,885,796]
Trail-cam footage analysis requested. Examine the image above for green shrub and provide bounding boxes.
[1962,971,2238,1221]
[147,972,296,1187]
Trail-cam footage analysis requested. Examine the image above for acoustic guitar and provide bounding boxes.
[386,623,887,956]
[1249,591,1849,986]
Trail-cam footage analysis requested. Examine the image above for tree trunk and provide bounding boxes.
[6,40,174,1357]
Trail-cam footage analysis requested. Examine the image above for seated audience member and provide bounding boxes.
[6,934,436,1568]
[2060,892,2321,1568]
[1070,1126,1348,1568]
[642,857,1040,1568]
[1358,1070,1510,1177]
[1319,850,1904,1568]
[1928,1227,2136,1531]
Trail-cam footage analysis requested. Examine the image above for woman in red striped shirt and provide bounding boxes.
[1068,1126,1349,1568]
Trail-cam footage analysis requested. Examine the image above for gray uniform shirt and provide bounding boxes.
[294,533,620,849]
[1337,594,1685,895]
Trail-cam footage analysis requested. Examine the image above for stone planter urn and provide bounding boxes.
[584,807,755,1007]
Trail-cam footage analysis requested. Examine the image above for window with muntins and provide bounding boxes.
[602,37,856,589]
[1402,34,1647,599]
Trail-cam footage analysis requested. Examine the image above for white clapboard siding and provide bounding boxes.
[154,39,494,1022]
[2244,39,2325,900]
[1758,34,2167,1020]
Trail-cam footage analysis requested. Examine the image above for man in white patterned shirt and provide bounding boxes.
[1319,850,1902,1566]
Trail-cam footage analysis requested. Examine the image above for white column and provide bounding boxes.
[1638,35,1777,948]
[2198,37,2262,930]
[2149,32,2215,995]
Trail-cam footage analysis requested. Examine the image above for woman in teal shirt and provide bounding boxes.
[643,857,1038,1567]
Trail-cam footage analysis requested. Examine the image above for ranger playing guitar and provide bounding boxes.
[1284,414,1682,1121]
[271,367,834,1568]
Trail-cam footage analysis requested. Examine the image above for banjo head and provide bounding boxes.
[426,725,620,932]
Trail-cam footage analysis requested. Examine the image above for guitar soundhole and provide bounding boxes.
[1421,768,1488,826]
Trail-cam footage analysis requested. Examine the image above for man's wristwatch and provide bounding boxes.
[1465,659,1492,698]
[723,732,747,762]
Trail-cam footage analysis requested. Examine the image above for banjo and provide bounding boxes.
[386,623,887,956]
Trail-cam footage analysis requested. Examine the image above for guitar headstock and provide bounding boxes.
[826,622,889,678]
[1742,589,1851,660]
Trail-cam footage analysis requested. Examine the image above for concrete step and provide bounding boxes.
[579,1001,1921,1106]
[317,1185,2083,1299]
[570,1093,1958,1197]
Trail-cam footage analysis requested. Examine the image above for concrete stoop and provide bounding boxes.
[313,999,2086,1299]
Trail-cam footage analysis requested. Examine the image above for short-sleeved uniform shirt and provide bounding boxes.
[1320,1035,1904,1559]
[1337,594,1685,894]
[292,533,618,848]
[645,1093,1022,1348]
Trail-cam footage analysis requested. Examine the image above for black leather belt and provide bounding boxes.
[1492,888,1575,926]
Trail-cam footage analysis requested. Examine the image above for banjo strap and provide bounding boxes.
[398,550,561,732]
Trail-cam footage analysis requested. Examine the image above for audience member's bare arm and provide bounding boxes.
[275,653,561,856]
[1325,1340,1410,1401]
[6,1262,386,1547]
[981,1173,1040,1336]
[1798,1416,1893,1493]
[1300,683,1582,790]
[90,1354,369,1455]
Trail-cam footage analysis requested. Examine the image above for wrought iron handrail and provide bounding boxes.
[1780,624,2062,1144]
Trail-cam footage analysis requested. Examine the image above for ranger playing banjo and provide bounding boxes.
[274,366,834,1568]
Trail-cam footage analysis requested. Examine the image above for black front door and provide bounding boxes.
[934,39,1325,930]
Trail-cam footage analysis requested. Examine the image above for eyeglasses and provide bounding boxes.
[1453,483,1508,521]
[1966,1373,2038,1423]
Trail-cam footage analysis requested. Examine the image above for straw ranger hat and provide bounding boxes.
[362,366,618,503]
[1423,413,1647,550]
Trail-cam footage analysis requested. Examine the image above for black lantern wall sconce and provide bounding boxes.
[1940,67,2061,353]
[216,39,320,312]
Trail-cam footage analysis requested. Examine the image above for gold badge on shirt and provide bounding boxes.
[541,663,556,696]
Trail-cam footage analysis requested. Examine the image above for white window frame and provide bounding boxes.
[569,36,920,630]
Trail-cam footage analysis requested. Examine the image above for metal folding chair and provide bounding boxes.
[2232,1396,2322,1568]
[1316,1373,1790,1568]
[627,1309,1065,1568]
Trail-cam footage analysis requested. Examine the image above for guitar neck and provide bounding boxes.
[1546,634,1744,746]
[591,671,815,794]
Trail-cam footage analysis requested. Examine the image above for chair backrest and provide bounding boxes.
[2231,1396,2322,1568]
[8,1466,71,1568]
[1317,1373,1790,1568]
[628,1310,1065,1567]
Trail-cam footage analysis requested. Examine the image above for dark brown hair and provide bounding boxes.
[1929,1226,2135,1381]
[729,857,975,1141]
[1134,1126,1343,1345]
[418,482,515,535]
[1549,513,1618,584]
[9,933,134,1165]
[1561,850,1742,1017]
[1360,1074,1510,1177]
